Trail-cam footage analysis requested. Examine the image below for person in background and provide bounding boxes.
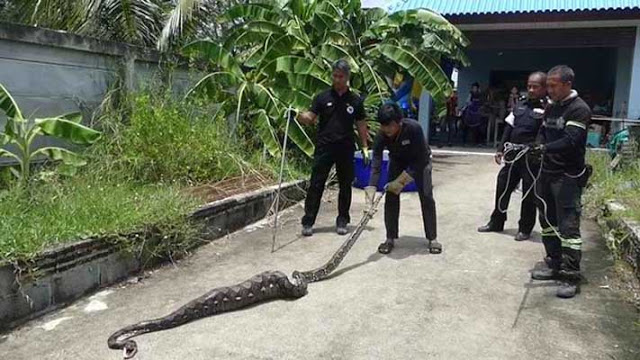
[478,72,547,241]
[508,86,520,113]
[364,102,441,255]
[462,82,486,146]
[440,88,458,147]
[297,60,369,237]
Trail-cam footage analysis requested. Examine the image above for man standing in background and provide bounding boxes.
[478,72,546,241]
[297,60,369,237]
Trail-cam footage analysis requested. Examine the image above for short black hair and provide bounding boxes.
[332,59,351,77]
[548,65,574,84]
[529,71,547,84]
[377,102,403,125]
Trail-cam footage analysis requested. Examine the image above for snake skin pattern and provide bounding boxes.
[108,195,382,359]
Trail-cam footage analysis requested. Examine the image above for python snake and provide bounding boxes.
[108,195,382,359]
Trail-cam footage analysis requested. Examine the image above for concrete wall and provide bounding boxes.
[0,22,196,159]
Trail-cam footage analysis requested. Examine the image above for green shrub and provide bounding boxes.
[585,151,640,221]
[96,92,274,185]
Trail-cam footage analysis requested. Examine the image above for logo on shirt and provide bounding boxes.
[346,105,354,114]
[327,102,333,107]
[401,139,411,146]
[533,108,545,114]
[545,116,565,130]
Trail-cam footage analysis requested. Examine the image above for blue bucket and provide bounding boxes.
[353,150,418,192]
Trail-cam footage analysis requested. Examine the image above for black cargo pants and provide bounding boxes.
[489,157,538,234]
[302,143,354,227]
[385,160,437,241]
[536,173,583,274]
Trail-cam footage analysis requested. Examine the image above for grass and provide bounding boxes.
[585,150,640,221]
[0,89,310,264]
[0,173,199,262]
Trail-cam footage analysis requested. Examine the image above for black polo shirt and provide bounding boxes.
[369,118,432,186]
[310,88,366,148]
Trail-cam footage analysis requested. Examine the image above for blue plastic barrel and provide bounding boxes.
[353,150,418,192]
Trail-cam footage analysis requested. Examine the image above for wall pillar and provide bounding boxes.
[613,46,633,132]
[628,26,640,120]
[418,89,431,144]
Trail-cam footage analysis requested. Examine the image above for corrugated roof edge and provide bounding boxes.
[389,2,640,15]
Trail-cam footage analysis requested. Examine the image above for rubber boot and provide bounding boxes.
[557,280,579,298]
[477,221,504,233]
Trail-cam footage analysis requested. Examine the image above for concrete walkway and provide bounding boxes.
[1,154,639,360]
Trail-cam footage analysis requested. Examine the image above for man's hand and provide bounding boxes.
[385,171,414,195]
[529,144,546,158]
[285,108,298,121]
[297,111,317,126]
[364,186,376,211]
[494,152,503,165]
[361,146,370,166]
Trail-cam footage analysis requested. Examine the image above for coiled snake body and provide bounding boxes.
[108,195,382,358]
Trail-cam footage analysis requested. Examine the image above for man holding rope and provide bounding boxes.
[364,102,441,255]
[530,65,591,299]
[297,60,369,237]
[478,72,547,241]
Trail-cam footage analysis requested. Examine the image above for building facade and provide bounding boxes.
[389,0,640,138]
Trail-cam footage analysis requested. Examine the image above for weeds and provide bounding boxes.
[0,88,309,263]
[585,151,640,221]
[0,171,198,262]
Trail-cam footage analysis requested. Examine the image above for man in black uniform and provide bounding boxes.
[478,72,547,241]
[530,65,591,299]
[298,60,369,236]
[364,103,441,255]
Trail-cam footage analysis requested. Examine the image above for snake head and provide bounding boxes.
[123,341,138,359]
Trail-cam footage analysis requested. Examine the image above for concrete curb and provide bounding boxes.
[598,200,640,279]
[0,180,307,331]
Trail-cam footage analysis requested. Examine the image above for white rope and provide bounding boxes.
[497,142,586,242]
[496,142,530,214]
[271,107,292,253]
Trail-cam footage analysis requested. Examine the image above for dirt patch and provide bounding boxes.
[187,173,275,203]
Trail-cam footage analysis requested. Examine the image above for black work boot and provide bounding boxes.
[477,222,504,233]
[531,268,560,280]
[336,220,348,236]
[515,232,530,241]
[557,280,579,298]
[301,225,313,237]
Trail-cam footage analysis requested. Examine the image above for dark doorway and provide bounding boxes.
[489,70,531,95]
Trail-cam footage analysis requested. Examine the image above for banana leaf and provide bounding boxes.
[219,3,279,23]
[255,109,281,157]
[0,84,23,120]
[35,116,102,145]
[377,44,451,105]
[182,40,243,78]
[32,147,87,167]
[277,114,314,157]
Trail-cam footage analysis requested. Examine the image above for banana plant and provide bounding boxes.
[0,84,102,184]
[171,0,468,157]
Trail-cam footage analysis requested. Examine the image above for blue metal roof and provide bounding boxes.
[389,0,640,15]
